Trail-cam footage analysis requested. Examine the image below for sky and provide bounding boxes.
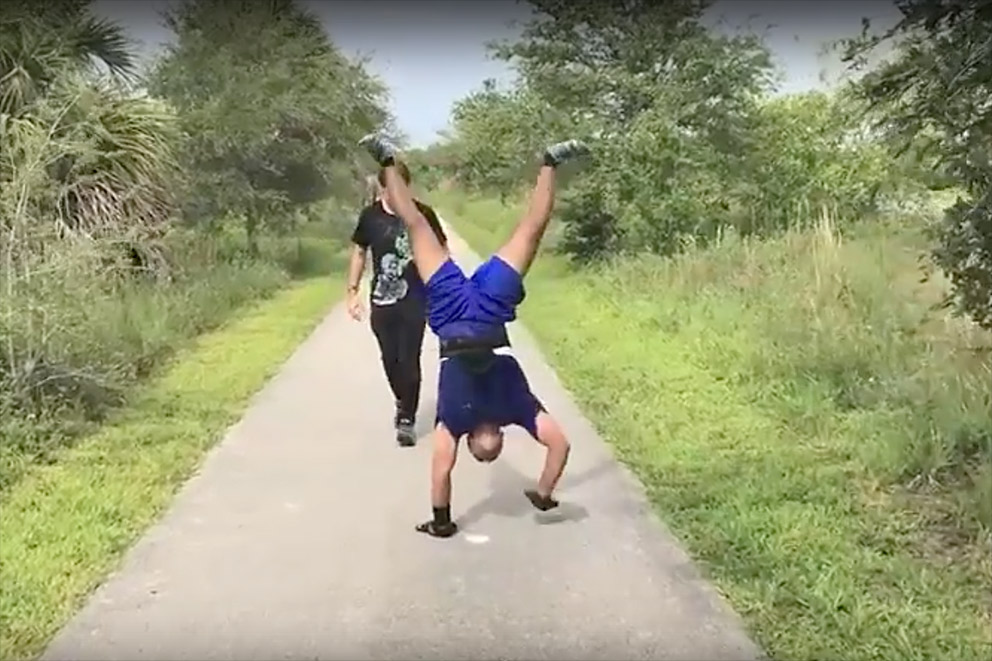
[93,0,902,147]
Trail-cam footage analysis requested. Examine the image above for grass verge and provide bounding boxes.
[0,226,349,492]
[0,276,340,660]
[434,189,992,661]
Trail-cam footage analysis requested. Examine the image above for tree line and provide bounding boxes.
[409,0,991,332]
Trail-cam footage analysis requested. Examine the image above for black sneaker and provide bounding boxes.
[358,131,399,166]
[543,139,591,167]
[396,417,416,447]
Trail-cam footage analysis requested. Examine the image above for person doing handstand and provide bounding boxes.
[358,132,590,538]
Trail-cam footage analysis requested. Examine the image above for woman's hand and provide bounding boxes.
[346,291,364,321]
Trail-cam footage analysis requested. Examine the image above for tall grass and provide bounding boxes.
[594,214,992,535]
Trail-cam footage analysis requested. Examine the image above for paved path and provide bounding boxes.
[42,224,763,661]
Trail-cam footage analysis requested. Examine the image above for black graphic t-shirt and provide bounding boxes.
[351,199,447,308]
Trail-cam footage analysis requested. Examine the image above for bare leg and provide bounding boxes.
[382,166,448,283]
[359,133,448,283]
[495,165,557,276]
[496,139,590,276]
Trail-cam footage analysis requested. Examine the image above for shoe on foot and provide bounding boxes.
[396,417,416,447]
[358,131,398,166]
[543,139,590,167]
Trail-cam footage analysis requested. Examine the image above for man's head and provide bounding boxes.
[466,423,504,463]
[377,160,411,208]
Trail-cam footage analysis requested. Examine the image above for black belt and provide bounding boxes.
[439,329,511,359]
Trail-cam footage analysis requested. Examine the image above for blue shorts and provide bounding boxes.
[436,353,545,439]
[426,256,541,437]
[424,256,525,342]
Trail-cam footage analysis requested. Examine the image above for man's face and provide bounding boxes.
[467,424,505,463]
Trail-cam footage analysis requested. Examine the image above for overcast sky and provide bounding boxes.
[93,0,902,146]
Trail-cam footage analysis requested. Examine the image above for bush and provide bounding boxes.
[844,0,992,330]
[0,233,297,492]
[932,189,992,331]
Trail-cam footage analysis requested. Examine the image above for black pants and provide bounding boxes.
[370,301,426,422]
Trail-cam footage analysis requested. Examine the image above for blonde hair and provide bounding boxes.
[364,175,380,206]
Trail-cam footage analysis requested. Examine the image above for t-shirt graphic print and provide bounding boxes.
[351,199,447,308]
[373,228,412,305]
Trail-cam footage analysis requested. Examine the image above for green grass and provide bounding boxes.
[434,189,992,661]
[0,276,341,661]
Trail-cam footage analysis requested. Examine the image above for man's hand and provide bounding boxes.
[524,489,560,511]
[346,291,364,321]
[415,520,458,538]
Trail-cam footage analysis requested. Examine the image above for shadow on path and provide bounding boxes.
[457,458,616,529]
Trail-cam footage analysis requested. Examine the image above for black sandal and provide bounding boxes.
[415,520,459,538]
[524,489,559,512]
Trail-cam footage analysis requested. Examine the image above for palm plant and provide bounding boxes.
[0,0,177,239]
[1,2,178,438]
[0,0,137,117]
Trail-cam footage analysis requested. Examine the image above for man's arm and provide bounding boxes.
[527,412,571,510]
[431,426,457,509]
[416,425,460,538]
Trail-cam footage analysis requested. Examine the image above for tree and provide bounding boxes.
[445,79,570,199]
[1,2,180,442]
[148,0,391,252]
[844,0,992,330]
[737,90,895,235]
[490,0,773,146]
[479,0,775,259]
[0,0,137,116]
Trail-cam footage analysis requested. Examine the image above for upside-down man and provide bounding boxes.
[358,132,590,538]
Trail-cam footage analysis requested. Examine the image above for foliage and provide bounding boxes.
[1,77,180,242]
[0,0,137,116]
[1,0,366,493]
[488,0,773,135]
[734,90,897,234]
[1,1,187,472]
[843,0,992,330]
[436,1,909,261]
[0,0,173,239]
[148,0,391,251]
[446,80,570,198]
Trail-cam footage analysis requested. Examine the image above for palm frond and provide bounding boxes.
[55,80,178,233]
[2,74,179,238]
[0,16,67,115]
[62,15,137,82]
